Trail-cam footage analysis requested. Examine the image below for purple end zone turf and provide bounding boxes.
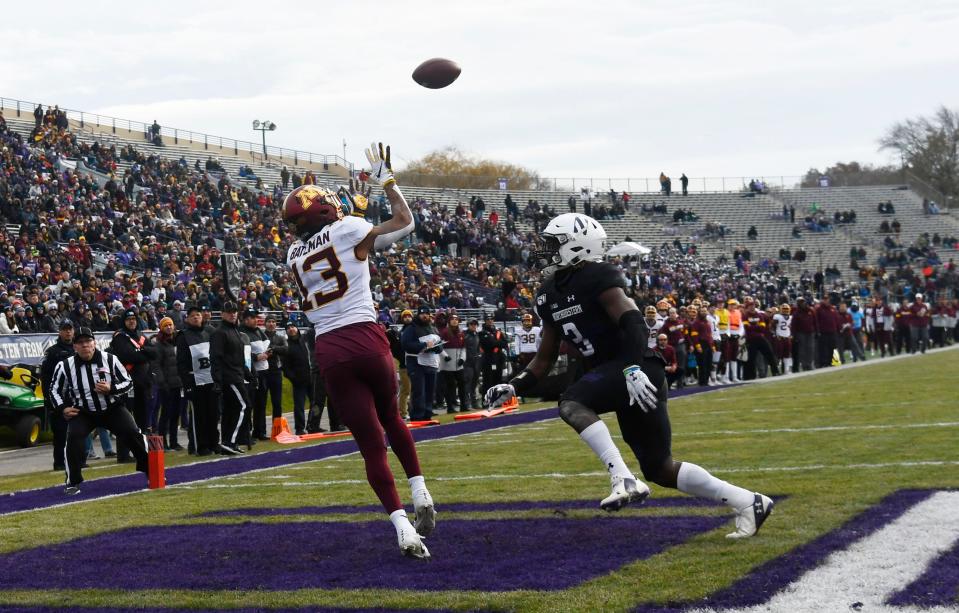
[0,515,727,592]
[0,384,729,516]
[632,489,948,612]
[886,536,959,608]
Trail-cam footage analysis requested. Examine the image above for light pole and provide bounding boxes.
[252,120,276,160]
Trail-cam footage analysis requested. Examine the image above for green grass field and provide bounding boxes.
[0,349,956,612]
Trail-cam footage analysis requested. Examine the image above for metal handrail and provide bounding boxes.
[0,95,352,172]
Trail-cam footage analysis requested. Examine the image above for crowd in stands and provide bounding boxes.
[1,105,957,365]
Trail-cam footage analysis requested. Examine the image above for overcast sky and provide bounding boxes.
[3,0,958,182]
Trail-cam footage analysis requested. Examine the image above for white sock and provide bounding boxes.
[677,462,754,510]
[784,357,793,373]
[579,420,632,479]
[408,475,427,499]
[389,509,412,532]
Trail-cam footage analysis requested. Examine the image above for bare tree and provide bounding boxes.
[880,106,959,206]
[800,161,902,188]
[395,146,545,190]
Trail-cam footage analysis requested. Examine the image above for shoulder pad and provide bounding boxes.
[587,262,628,294]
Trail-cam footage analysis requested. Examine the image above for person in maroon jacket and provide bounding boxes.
[894,300,912,355]
[655,333,680,388]
[931,298,949,348]
[790,297,817,371]
[815,296,840,368]
[688,307,714,386]
[742,297,779,378]
[664,308,688,388]
[908,293,931,354]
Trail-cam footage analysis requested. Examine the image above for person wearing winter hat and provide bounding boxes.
[152,317,184,451]
[109,308,158,463]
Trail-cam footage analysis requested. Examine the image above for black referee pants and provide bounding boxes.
[189,384,219,454]
[117,387,149,462]
[222,382,252,446]
[66,407,148,486]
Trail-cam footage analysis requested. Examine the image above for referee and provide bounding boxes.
[50,327,149,495]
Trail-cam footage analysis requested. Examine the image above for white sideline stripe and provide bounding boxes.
[181,460,959,488]
[688,491,959,613]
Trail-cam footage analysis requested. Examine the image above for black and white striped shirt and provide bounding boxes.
[50,350,133,413]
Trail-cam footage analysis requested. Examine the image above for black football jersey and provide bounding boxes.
[535,261,629,368]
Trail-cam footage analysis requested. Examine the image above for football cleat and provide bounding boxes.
[600,474,650,512]
[397,525,431,560]
[413,490,436,537]
[726,493,775,539]
[63,485,81,496]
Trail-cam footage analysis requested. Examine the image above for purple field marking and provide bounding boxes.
[0,515,728,592]
[0,384,728,516]
[886,535,959,608]
[631,489,945,612]
[196,497,726,518]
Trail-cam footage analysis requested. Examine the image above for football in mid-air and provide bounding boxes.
[412,58,461,89]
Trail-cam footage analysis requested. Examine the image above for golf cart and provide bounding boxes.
[0,364,46,447]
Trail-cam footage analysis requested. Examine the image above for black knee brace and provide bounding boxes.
[558,400,599,433]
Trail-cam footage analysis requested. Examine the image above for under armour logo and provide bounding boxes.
[567,295,576,303]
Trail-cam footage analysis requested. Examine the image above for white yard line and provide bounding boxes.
[184,459,959,489]
[682,421,959,437]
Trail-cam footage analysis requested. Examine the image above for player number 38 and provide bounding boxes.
[291,247,349,311]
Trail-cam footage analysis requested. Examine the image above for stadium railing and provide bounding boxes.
[0,95,351,174]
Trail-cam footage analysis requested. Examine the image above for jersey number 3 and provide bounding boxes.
[291,247,349,311]
[562,322,595,356]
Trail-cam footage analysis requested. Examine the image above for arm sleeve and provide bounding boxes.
[619,309,650,365]
[110,354,133,395]
[49,361,69,412]
[373,219,415,251]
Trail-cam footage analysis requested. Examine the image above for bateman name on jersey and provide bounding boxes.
[288,227,334,259]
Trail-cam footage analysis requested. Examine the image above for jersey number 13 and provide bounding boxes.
[291,247,349,312]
